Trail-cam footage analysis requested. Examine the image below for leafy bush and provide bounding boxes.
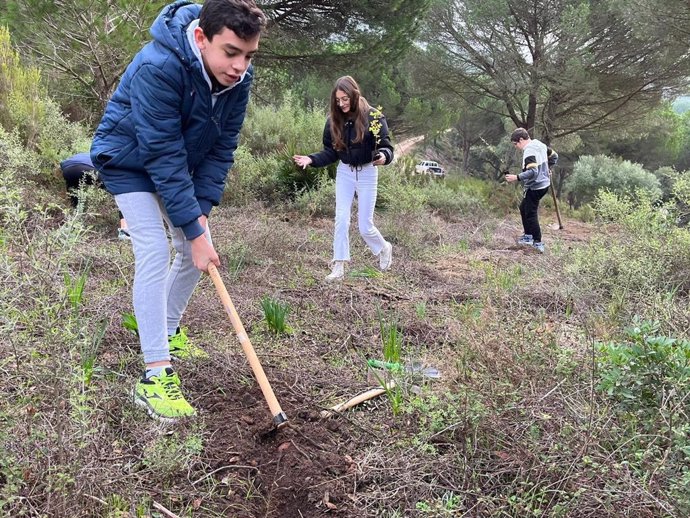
[227,96,339,203]
[597,319,690,415]
[597,318,690,513]
[0,127,35,227]
[567,191,690,313]
[240,93,325,157]
[0,27,86,160]
[378,164,427,214]
[421,181,486,221]
[565,154,662,207]
[292,173,336,217]
[224,145,284,205]
[670,169,690,224]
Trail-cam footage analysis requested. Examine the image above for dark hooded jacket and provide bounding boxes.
[308,110,394,168]
[91,0,252,240]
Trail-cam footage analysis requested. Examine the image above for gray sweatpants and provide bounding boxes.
[115,192,210,364]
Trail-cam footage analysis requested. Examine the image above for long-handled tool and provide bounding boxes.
[549,168,564,230]
[207,263,288,428]
[320,380,396,419]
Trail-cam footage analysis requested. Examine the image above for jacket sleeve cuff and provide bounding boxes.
[198,199,213,217]
[379,148,393,165]
[181,220,205,241]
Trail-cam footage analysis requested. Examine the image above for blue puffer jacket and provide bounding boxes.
[91,0,252,240]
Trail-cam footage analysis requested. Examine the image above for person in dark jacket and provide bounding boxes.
[505,128,559,253]
[90,0,265,421]
[293,76,395,281]
[60,153,130,240]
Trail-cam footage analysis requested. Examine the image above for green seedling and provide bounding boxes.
[64,262,90,311]
[122,312,139,335]
[350,266,382,278]
[377,308,403,364]
[260,295,292,334]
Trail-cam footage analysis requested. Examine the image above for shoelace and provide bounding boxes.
[168,329,188,348]
[160,376,183,401]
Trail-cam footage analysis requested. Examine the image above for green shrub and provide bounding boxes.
[0,127,34,227]
[567,191,690,312]
[671,170,690,224]
[597,319,690,416]
[275,143,336,196]
[292,173,336,217]
[421,181,486,221]
[240,93,325,157]
[378,164,427,213]
[565,154,662,207]
[597,318,690,513]
[0,27,87,160]
[224,145,284,205]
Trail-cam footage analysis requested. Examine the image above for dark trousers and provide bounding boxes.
[62,163,99,207]
[519,187,549,242]
[62,163,123,220]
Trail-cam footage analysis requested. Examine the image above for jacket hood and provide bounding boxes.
[149,0,201,65]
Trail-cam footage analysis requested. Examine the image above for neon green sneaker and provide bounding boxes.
[133,367,196,422]
[168,327,208,360]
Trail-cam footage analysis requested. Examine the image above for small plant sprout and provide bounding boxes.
[374,308,405,415]
[415,301,427,319]
[121,312,139,335]
[350,265,382,278]
[64,262,91,311]
[378,308,403,364]
[261,295,292,335]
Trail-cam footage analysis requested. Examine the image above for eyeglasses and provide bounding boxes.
[335,96,350,105]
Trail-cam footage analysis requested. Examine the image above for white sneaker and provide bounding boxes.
[325,261,345,281]
[379,241,393,271]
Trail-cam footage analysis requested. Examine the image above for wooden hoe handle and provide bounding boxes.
[320,380,396,418]
[207,263,288,427]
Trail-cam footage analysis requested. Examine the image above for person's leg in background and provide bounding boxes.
[354,164,392,270]
[517,191,533,245]
[524,187,549,251]
[328,163,357,280]
[61,162,96,207]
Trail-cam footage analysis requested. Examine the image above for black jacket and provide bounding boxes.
[309,110,394,168]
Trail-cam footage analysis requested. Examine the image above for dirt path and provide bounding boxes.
[394,134,424,158]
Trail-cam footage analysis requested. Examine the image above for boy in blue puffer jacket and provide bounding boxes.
[91,0,266,421]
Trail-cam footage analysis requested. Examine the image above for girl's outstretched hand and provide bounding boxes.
[293,155,312,169]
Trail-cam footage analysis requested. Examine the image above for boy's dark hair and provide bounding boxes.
[199,0,266,41]
[510,128,530,142]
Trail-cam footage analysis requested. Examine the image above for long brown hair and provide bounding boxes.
[329,76,371,151]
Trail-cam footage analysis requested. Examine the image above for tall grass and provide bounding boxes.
[260,295,291,335]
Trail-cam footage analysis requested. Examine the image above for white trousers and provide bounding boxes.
[333,162,387,261]
[115,192,211,364]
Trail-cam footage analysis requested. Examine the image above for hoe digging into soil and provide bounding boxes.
[207,263,288,430]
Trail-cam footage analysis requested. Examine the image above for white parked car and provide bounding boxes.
[415,160,445,177]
